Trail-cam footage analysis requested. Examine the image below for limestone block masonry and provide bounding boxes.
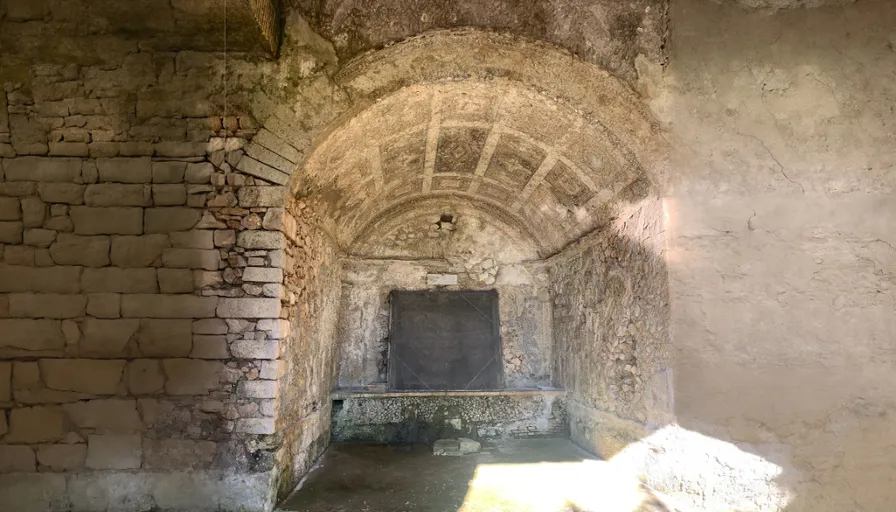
[0,143,296,510]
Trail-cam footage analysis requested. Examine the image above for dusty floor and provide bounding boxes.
[278,439,676,512]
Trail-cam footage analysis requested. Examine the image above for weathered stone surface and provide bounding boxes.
[157,268,194,293]
[135,319,193,356]
[0,445,36,472]
[235,417,275,434]
[0,473,67,512]
[86,434,142,469]
[238,380,278,398]
[191,335,230,359]
[162,248,220,270]
[0,319,65,353]
[122,295,218,319]
[96,157,152,183]
[0,362,11,403]
[21,197,47,228]
[214,229,236,247]
[22,228,56,247]
[237,186,286,207]
[86,293,121,318]
[110,234,169,267]
[185,162,214,183]
[70,206,143,235]
[82,268,158,293]
[236,156,289,185]
[170,229,214,249]
[217,298,280,318]
[193,318,228,335]
[0,197,21,220]
[36,444,87,472]
[230,340,280,360]
[0,264,81,293]
[152,184,187,205]
[237,230,284,250]
[126,360,165,395]
[37,183,85,205]
[145,207,201,234]
[64,399,143,431]
[81,319,139,357]
[3,157,81,182]
[40,359,125,395]
[49,234,110,267]
[8,293,86,318]
[152,161,187,183]
[143,439,217,470]
[242,267,283,283]
[0,221,24,243]
[163,359,224,395]
[6,406,65,443]
[84,183,151,206]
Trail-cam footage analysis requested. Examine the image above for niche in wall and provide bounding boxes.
[388,290,503,390]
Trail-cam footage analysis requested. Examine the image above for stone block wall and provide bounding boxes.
[0,139,305,510]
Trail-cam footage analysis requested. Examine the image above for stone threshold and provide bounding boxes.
[331,388,566,399]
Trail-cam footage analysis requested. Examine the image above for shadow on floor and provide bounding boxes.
[278,439,677,512]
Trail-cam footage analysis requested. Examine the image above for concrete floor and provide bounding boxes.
[278,439,676,512]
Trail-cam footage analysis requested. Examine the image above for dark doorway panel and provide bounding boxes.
[388,290,503,390]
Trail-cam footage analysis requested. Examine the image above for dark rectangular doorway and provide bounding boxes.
[388,290,503,390]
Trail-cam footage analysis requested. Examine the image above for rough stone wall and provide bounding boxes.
[331,392,567,444]
[645,0,896,509]
[273,198,342,501]
[547,196,673,454]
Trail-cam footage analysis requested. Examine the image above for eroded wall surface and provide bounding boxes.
[649,0,896,509]
[547,197,673,456]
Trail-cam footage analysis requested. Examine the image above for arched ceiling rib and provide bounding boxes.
[296,80,647,257]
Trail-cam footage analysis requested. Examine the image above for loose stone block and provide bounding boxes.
[9,293,86,318]
[217,298,281,319]
[63,399,142,431]
[37,183,85,204]
[142,439,217,470]
[0,221,24,243]
[162,248,220,270]
[0,264,81,293]
[21,197,47,227]
[163,359,224,395]
[237,186,286,207]
[185,162,213,183]
[0,319,65,353]
[242,267,283,283]
[0,445,36,473]
[144,207,201,234]
[96,157,152,183]
[71,206,143,235]
[235,418,275,434]
[6,406,65,443]
[230,340,280,360]
[23,228,56,248]
[152,161,187,183]
[82,267,158,293]
[86,293,121,318]
[170,229,214,249]
[126,360,165,395]
[157,268,194,293]
[122,294,217,318]
[152,184,187,205]
[36,444,86,471]
[191,335,229,359]
[84,183,151,206]
[109,234,169,267]
[238,380,278,399]
[3,157,81,182]
[237,230,284,250]
[81,319,139,357]
[86,434,142,470]
[40,359,126,394]
[0,197,21,220]
[49,234,110,267]
[135,319,193,356]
